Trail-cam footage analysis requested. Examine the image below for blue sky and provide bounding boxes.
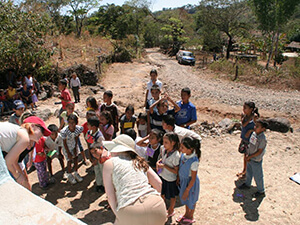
[99,0,201,12]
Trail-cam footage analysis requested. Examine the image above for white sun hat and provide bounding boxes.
[103,134,137,154]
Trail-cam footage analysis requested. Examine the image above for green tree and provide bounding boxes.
[67,0,99,37]
[251,0,300,69]
[0,1,51,77]
[198,0,249,59]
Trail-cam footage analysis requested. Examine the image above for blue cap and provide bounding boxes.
[13,100,25,110]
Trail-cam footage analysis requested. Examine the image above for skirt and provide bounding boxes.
[161,176,179,199]
[179,176,200,209]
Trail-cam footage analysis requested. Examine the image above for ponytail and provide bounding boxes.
[129,152,149,172]
[244,101,260,118]
[253,107,260,118]
[182,137,201,159]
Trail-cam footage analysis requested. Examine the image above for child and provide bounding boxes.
[9,100,25,125]
[137,112,148,138]
[144,69,163,107]
[176,137,201,224]
[86,116,105,192]
[86,96,99,113]
[33,136,52,190]
[156,132,180,218]
[238,120,268,198]
[82,110,97,140]
[6,84,18,101]
[0,89,10,113]
[137,128,163,171]
[45,124,65,179]
[237,101,260,179]
[70,72,81,103]
[60,114,83,184]
[58,79,72,115]
[99,111,114,141]
[119,105,136,134]
[20,83,34,110]
[146,84,161,133]
[59,102,78,131]
[99,90,119,137]
[149,93,180,131]
[175,87,197,129]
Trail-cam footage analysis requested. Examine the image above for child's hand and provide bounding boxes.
[182,189,189,201]
[156,159,164,169]
[245,155,251,162]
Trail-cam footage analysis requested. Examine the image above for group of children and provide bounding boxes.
[3,68,269,224]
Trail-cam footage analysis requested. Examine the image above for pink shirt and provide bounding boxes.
[61,89,71,109]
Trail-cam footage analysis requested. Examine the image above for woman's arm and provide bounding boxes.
[147,167,162,193]
[103,159,117,215]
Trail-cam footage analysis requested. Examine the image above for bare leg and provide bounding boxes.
[73,156,78,172]
[47,157,53,177]
[168,197,176,215]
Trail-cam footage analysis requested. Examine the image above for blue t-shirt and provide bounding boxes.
[241,119,255,142]
[175,101,197,129]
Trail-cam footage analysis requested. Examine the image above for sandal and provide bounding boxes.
[181,218,196,224]
[167,211,175,218]
[176,215,186,222]
[236,172,245,177]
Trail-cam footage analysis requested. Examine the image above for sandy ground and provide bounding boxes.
[27,49,300,225]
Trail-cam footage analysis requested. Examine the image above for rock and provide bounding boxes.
[89,86,102,94]
[34,109,52,121]
[233,130,241,135]
[38,91,48,101]
[265,117,291,133]
[66,64,98,86]
[42,82,56,98]
[218,118,233,129]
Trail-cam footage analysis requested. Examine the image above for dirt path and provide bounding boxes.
[28,48,299,225]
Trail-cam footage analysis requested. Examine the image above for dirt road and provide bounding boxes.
[28,48,299,225]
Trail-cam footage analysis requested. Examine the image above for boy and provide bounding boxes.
[9,100,25,125]
[144,69,162,107]
[69,72,81,103]
[58,79,72,115]
[146,84,161,134]
[175,87,197,129]
[0,89,10,114]
[86,116,105,192]
[100,90,119,138]
[45,124,66,179]
[238,119,268,198]
[149,93,180,131]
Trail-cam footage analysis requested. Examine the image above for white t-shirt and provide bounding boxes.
[45,134,63,151]
[146,79,162,100]
[0,122,21,153]
[159,147,180,182]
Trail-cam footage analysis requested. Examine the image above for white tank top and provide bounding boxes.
[0,122,21,153]
[112,156,158,211]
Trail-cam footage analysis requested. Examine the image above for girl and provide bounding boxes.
[99,111,114,141]
[136,128,163,171]
[137,112,148,137]
[237,101,260,179]
[60,114,83,184]
[119,105,136,134]
[156,132,181,218]
[176,137,201,224]
[86,96,99,113]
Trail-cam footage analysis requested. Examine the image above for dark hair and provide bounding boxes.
[150,128,164,144]
[129,152,149,172]
[125,105,134,114]
[150,69,157,75]
[162,115,175,127]
[59,79,67,86]
[181,87,191,95]
[100,111,113,126]
[138,112,147,121]
[86,110,96,117]
[47,124,59,132]
[256,119,268,129]
[66,102,75,108]
[88,116,100,127]
[182,137,201,159]
[164,132,180,150]
[157,99,168,108]
[150,84,161,92]
[244,101,260,117]
[67,114,78,124]
[86,96,98,110]
[104,90,113,98]
[124,128,137,140]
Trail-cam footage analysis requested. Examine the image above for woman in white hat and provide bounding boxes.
[101,134,167,225]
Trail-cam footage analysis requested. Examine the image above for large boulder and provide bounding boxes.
[66,64,98,86]
[265,117,291,133]
[34,108,52,121]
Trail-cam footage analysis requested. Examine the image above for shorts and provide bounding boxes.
[62,146,80,161]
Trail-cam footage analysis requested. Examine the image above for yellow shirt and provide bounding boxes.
[7,88,16,99]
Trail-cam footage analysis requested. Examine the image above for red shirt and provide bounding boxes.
[82,122,89,136]
[34,137,46,163]
[61,88,71,109]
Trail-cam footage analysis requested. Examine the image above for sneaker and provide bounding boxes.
[67,173,77,185]
[238,183,250,189]
[63,172,68,180]
[74,172,83,183]
[252,191,265,198]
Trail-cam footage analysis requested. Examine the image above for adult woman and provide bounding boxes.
[101,134,167,225]
[0,116,51,190]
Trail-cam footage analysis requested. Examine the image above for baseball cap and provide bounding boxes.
[103,134,137,155]
[23,116,52,136]
[13,100,25,110]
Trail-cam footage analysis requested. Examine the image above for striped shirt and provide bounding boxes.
[60,125,83,150]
